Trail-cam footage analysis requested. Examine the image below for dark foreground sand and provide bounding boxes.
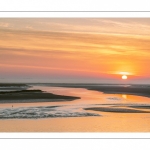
[0,89,80,103]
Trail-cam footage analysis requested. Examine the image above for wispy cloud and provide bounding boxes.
[1,18,150,81]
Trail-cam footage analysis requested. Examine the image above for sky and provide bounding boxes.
[0,18,150,83]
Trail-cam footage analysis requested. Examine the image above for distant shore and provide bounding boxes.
[87,85,150,98]
[41,83,150,98]
[0,83,30,91]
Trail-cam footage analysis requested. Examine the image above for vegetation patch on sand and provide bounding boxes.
[0,89,80,103]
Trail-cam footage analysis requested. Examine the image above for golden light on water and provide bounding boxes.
[122,94,127,99]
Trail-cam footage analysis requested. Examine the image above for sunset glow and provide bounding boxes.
[122,75,127,80]
[0,18,150,83]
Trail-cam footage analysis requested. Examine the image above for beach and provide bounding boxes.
[0,83,150,131]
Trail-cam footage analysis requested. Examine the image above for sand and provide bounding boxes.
[84,106,150,113]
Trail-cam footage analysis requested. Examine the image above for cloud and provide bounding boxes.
[1,20,150,79]
[1,28,150,59]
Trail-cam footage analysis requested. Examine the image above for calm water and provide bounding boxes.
[0,85,150,132]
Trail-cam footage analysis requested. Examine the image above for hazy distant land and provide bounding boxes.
[41,83,150,98]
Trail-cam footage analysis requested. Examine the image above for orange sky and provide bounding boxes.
[0,18,150,83]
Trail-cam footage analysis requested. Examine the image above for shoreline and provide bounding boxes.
[1,83,150,103]
[42,83,150,98]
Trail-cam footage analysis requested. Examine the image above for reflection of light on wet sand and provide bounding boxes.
[122,94,127,99]
[1,85,150,132]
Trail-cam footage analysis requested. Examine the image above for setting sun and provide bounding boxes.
[1,18,150,83]
[122,75,127,80]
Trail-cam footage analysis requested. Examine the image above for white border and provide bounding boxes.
[0,11,150,150]
[1,138,150,150]
[0,12,150,18]
[0,0,150,11]
[0,133,150,138]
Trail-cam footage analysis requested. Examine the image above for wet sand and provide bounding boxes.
[1,84,150,132]
[84,106,150,113]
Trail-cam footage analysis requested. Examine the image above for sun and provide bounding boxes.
[122,75,127,80]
